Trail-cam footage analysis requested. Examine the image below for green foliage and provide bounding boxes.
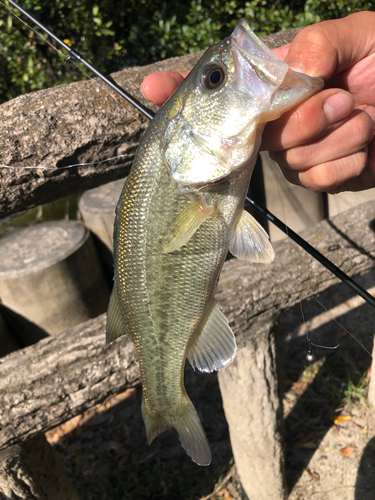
[0,0,373,103]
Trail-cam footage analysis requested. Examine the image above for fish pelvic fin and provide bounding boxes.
[141,396,212,466]
[187,299,236,373]
[162,198,216,254]
[106,287,128,343]
[229,209,275,263]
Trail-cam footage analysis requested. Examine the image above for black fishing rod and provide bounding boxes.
[5,0,155,120]
[5,0,375,311]
[246,197,375,309]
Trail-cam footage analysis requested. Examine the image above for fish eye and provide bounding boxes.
[201,65,226,90]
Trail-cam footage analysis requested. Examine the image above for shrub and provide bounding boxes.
[0,0,373,103]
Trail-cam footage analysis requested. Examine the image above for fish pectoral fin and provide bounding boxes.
[106,287,128,343]
[229,209,275,263]
[187,300,236,373]
[162,198,216,253]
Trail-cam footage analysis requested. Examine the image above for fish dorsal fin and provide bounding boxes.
[106,287,128,343]
[229,209,275,263]
[163,198,216,253]
[187,300,236,373]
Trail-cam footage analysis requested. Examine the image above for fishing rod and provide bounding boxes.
[5,0,155,120]
[4,0,375,312]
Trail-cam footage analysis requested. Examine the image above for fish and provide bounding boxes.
[106,18,323,466]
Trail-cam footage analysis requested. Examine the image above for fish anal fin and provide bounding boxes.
[163,199,216,254]
[187,300,236,373]
[106,287,127,343]
[142,396,211,466]
[229,209,275,263]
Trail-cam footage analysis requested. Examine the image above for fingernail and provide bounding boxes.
[324,92,354,124]
[140,81,148,99]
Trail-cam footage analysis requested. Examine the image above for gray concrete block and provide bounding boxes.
[79,179,125,252]
[0,221,110,340]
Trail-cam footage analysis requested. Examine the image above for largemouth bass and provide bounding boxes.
[106,19,323,466]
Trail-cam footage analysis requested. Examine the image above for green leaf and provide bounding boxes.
[101,29,115,36]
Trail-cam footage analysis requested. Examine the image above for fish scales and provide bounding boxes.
[115,109,248,404]
[107,19,323,466]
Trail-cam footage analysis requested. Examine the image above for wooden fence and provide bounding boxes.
[0,28,375,499]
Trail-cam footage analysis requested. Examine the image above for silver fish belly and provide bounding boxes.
[106,19,323,466]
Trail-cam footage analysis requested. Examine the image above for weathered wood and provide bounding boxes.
[0,314,140,450]
[0,201,374,455]
[0,434,80,500]
[0,29,302,218]
[369,342,375,406]
[216,201,375,341]
[219,322,287,500]
[215,201,375,500]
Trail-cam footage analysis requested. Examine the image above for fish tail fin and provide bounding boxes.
[141,396,212,466]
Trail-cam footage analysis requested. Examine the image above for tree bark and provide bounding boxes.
[0,201,374,454]
[215,201,375,500]
[0,434,80,500]
[218,321,287,500]
[0,314,140,450]
[0,29,301,218]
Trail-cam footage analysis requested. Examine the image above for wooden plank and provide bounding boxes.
[0,29,301,217]
[0,201,374,452]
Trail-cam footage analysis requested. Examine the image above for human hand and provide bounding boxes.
[141,12,375,194]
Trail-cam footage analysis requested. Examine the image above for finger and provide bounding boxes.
[262,89,355,151]
[279,148,374,194]
[282,12,375,79]
[273,108,375,170]
[141,71,189,107]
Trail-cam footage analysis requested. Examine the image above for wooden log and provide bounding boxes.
[0,314,140,450]
[0,434,80,500]
[368,342,375,406]
[0,29,302,218]
[216,201,375,500]
[218,321,286,500]
[0,306,20,357]
[0,221,110,341]
[0,201,374,455]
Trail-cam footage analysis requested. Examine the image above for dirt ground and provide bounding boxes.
[46,269,375,500]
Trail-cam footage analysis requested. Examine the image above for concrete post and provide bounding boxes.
[79,178,125,252]
[0,220,110,342]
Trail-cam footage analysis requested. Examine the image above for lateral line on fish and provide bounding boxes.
[5,0,375,320]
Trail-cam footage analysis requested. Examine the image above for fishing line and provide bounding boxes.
[0,0,93,83]
[312,296,373,358]
[4,0,375,320]
[0,154,134,170]
[269,157,340,358]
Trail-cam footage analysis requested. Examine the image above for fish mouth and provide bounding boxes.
[231,19,324,118]
[231,19,288,90]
